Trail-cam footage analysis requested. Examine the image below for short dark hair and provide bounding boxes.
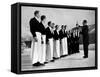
[34,10,39,16]
[48,21,51,26]
[83,20,87,24]
[61,25,64,28]
[55,25,58,28]
[64,25,67,27]
[41,15,46,21]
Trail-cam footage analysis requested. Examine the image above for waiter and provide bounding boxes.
[75,26,80,53]
[71,30,75,54]
[75,23,80,53]
[53,25,60,59]
[30,10,44,66]
[72,30,76,54]
[82,20,89,58]
[64,25,68,56]
[59,25,66,57]
[39,15,47,65]
[46,21,54,62]
[68,30,72,55]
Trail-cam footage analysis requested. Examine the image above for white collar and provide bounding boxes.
[49,26,52,30]
[49,27,53,33]
[35,16,40,22]
[42,21,45,26]
[41,22,46,28]
[57,30,59,34]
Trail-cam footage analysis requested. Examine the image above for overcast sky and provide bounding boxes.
[21,6,95,37]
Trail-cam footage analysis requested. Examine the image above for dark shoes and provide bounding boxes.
[53,57,60,60]
[32,62,45,66]
[60,55,67,58]
[44,62,48,64]
[39,63,45,66]
[50,59,55,62]
[32,62,39,66]
[83,56,88,58]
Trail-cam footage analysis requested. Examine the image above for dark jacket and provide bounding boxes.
[53,30,59,40]
[76,27,80,38]
[29,17,40,37]
[46,27,53,42]
[59,29,65,39]
[39,22,46,35]
[64,31,68,37]
[82,25,89,44]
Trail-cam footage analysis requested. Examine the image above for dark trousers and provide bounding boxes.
[68,43,71,54]
[76,38,79,53]
[77,43,79,52]
[72,42,75,54]
[67,39,71,55]
[76,42,79,53]
[83,44,88,57]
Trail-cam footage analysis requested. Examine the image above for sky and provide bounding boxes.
[21,6,95,37]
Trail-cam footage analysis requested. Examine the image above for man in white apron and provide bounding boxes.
[53,25,60,59]
[39,15,47,64]
[64,25,68,56]
[29,10,43,66]
[59,25,66,57]
[32,32,42,65]
[46,21,54,62]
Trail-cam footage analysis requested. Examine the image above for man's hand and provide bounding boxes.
[34,37,38,42]
[41,40,44,44]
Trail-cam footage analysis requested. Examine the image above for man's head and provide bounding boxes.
[76,21,79,27]
[51,23,55,29]
[41,15,46,23]
[61,25,64,30]
[76,23,79,27]
[64,25,67,30]
[48,21,52,27]
[34,10,40,18]
[55,25,59,30]
[83,20,87,26]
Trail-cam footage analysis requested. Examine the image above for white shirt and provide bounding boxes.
[49,27,54,33]
[57,30,59,35]
[35,16,40,23]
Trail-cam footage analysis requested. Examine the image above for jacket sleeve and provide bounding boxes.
[29,19,36,37]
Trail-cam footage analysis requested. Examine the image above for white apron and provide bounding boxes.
[41,35,46,63]
[64,37,68,55]
[32,32,42,64]
[46,38,53,61]
[49,38,53,60]
[61,38,68,55]
[31,38,34,59]
[56,40,60,57]
[54,40,60,58]
[61,38,65,55]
